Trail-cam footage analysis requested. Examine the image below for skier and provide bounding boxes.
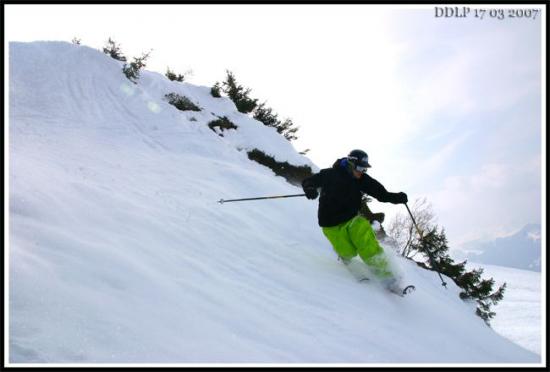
[302,149,410,295]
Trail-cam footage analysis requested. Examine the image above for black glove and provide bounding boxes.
[304,187,319,200]
[394,192,408,204]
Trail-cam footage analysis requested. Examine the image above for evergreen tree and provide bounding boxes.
[253,102,279,127]
[409,225,507,325]
[221,70,258,114]
[165,67,185,82]
[103,37,127,62]
[208,116,238,133]
[253,102,300,142]
[219,71,301,142]
[210,82,222,98]
[246,149,313,186]
[165,93,201,111]
[278,118,299,141]
[122,50,151,83]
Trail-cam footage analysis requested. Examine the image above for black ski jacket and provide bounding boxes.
[302,158,404,227]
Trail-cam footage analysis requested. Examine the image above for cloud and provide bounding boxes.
[421,130,472,178]
[386,11,541,129]
[430,156,541,245]
[372,11,543,248]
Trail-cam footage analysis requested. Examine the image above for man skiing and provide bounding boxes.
[302,149,410,295]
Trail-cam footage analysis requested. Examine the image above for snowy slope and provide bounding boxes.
[8,41,540,365]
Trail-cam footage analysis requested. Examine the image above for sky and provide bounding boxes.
[5,4,545,247]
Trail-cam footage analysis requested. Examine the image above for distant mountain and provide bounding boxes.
[457,224,541,272]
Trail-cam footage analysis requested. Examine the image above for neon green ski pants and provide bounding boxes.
[322,216,393,279]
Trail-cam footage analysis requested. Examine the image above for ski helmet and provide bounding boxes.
[347,149,371,171]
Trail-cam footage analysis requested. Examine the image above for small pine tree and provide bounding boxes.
[219,71,301,141]
[165,93,201,111]
[222,70,258,114]
[279,118,299,141]
[246,149,314,186]
[166,67,185,82]
[254,102,280,127]
[122,50,151,83]
[410,225,507,325]
[211,82,222,98]
[208,116,238,133]
[253,102,300,141]
[103,37,127,62]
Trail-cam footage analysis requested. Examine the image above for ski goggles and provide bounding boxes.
[355,164,369,173]
[349,156,371,172]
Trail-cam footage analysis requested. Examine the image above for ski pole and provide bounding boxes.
[218,193,306,204]
[405,203,448,288]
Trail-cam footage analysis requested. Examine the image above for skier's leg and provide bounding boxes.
[322,221,357,261]
[347,216,393,280]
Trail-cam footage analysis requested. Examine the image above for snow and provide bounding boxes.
[7,41,542,366]
[464,262,543,356]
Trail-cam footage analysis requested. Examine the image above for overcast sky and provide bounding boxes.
[5,4,545,248]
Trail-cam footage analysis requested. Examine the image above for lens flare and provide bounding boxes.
[147,101,161,113]
[120,83,136,96]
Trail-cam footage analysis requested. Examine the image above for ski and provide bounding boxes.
[403,285,416,294]
[389,285,416,297]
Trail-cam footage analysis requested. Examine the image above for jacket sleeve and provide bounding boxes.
[361,174,401,204]
[302,170,324,190]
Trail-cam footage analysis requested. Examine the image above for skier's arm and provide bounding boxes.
[362,174,407,204]
[302,172,323,200]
